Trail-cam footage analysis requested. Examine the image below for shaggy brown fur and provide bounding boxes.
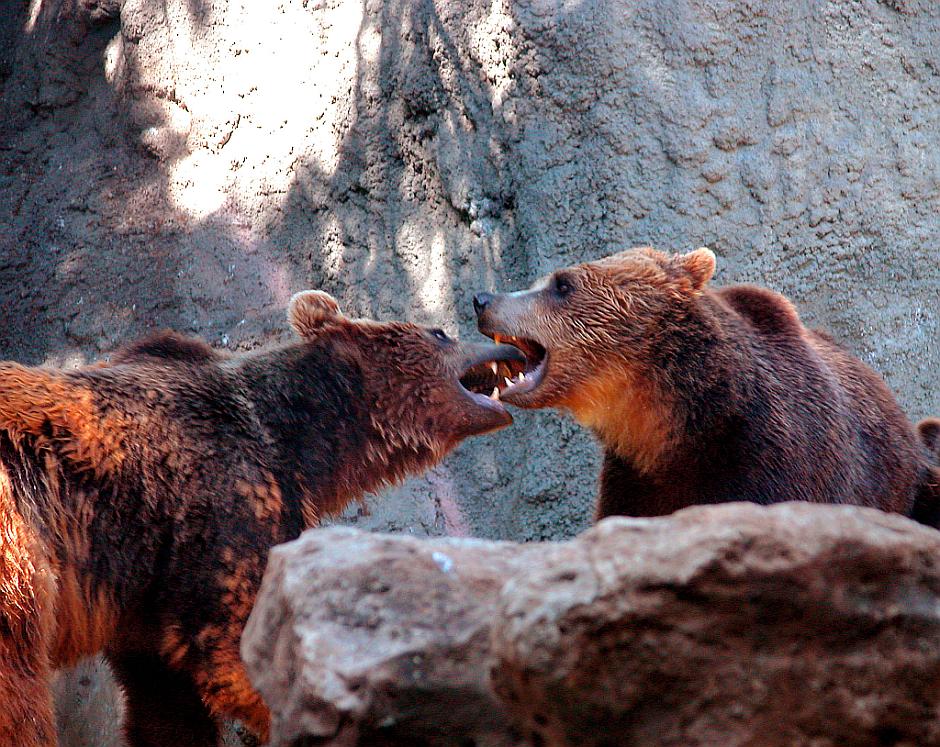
[474,247,940,524]
[0,291,523,747]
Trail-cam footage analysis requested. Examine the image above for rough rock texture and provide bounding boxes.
[242,528,554,746]
[492,503,940,747]
[1,0,939,742]
[51,658,122,747]
[245,504,940,747]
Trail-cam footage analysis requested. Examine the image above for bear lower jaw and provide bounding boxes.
[495,355,547,404]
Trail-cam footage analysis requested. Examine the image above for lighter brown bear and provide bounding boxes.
[473,247,940,524]
[0,291,523,747]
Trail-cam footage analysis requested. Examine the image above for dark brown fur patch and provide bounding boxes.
[109,331,223,365]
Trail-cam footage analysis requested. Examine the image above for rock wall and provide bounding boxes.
[1,0,939,743]
[2,0,938,542]
[243,503,940,746]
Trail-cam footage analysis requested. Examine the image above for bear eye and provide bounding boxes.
[430,328,450,342]
[554,274,575,298]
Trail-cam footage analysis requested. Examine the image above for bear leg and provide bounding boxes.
[1,493,57,746]
[193,649,270,744]
[108,652,219,747]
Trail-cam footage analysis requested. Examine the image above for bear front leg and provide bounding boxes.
[177,553,272,743]
[191,634,271,745]
[108,652,220,747]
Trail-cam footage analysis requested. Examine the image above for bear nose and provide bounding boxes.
[473,292,493,315]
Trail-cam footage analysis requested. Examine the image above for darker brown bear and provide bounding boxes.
[474,247,940,524]
[0,291,523,747]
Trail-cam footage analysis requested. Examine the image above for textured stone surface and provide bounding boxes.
[492,503,940,746]
[2,0,939,543]
[245,504,940,747]
[52,658,122,747]
[1,0,939,742]
[241,527,553,746]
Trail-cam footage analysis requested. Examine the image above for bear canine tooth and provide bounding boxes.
[504,377,513,387]
[490,387,500,400]
[489,361,498,374]
[519,371,526,381]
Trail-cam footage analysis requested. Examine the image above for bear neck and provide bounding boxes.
[574,290,761,477]
[241,342,438,528]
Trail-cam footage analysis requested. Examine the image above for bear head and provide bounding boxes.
[471,247,716,421]
[287,290,526,461]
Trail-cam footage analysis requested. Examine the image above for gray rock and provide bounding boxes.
[494,503,940,746]
[242,527,551,746]
[245,503,940,746]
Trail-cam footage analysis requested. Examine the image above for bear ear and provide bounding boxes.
[288,290,343,338]
[679,247,716,291]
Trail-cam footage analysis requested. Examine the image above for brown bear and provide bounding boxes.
[0,290,523,747]
[473,247,940,525]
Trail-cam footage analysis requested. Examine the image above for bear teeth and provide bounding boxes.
[503,372,526,388]
[490,387,500,400]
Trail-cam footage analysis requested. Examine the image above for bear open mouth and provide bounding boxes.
[460,334,547,403]
[457,343,528,412]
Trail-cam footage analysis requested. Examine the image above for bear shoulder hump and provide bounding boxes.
[716,285,802,336]
[111,331,222,366]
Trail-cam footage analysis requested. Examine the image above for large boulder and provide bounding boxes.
[492,503,940,747]
[241,528,552,746]
[244,504,940,746]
